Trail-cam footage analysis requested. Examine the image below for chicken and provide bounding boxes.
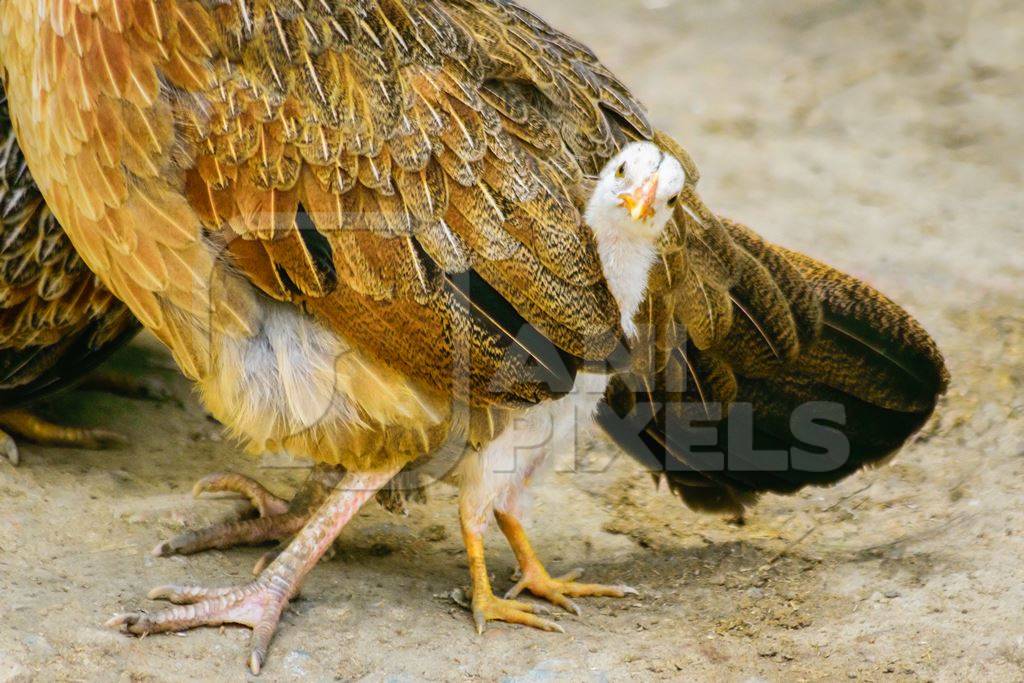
[0,0,946,673]
[0,90,154,464]
[164,142,685,631]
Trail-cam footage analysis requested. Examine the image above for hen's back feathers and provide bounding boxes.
[599,218,949,514]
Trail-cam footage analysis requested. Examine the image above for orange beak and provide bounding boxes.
[618,172,660,223]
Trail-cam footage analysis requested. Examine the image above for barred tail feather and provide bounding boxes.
[600,224,948,514]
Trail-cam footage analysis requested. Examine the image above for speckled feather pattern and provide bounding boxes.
[602,217,949,514]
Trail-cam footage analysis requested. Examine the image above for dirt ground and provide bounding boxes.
[1,0,1022,680]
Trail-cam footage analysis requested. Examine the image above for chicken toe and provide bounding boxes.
[110,468,397,673]
[0,409,128,452]
[153,465,345,558]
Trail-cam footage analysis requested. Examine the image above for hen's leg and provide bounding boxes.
[154,464,345,559]
[459,499,562,634]
[78,370,172,401]
[108,467,397,675]
[495,509,637,616]
[0,409,128,464]
[0,365,175,465]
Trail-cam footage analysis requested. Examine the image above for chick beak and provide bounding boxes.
[618,172,660,223]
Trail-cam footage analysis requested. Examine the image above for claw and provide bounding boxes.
[471,592,563,634]
[155,467,344,559]
[0,431,19,466]
[104,613,136,630]
[249,651,264,676]
[110,467,396,673]
[192,472,290,518]
[154,472,308,557]
[460,505,564,636]
[152,512,306,557]
[106,578,285,653]
[494,510,638,615]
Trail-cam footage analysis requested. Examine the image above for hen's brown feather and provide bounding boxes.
[600,218,949,514]
[1,0,738,469]
[0,92,138,407]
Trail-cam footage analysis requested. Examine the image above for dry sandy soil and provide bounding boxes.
[1,0,1021,680]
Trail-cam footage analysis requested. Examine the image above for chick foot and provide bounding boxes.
[109,468,397,674]
[0,409,128,465]
[496,510,637,615]
[460,502,563,634]
[470,587,562,635]
[153,465,345,558]
[505,567,638,616]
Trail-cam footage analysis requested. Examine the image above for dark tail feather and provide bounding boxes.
[600,236,948,515]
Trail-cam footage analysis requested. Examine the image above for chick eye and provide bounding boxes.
[667,194,679,207]
[615,163,626,178]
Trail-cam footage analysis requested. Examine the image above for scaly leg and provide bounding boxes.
[153,464,345,560]
[494,509,637,616]
[459,499,562,634]
[108,467,398,675]
[0,409,128,465]
[0,368,173,466]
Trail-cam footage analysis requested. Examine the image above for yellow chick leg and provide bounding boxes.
[495,509,638,616]
[459,499,562,634]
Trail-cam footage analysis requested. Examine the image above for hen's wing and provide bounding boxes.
[0,91,138,408]
[600,216,949,513]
